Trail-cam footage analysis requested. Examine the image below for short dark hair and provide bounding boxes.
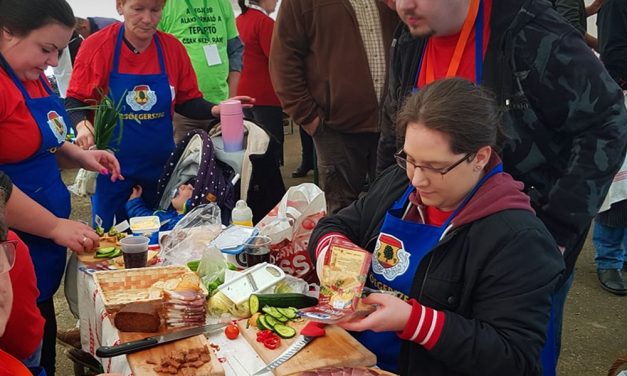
[0,0,75,37]
[397,78,508,155]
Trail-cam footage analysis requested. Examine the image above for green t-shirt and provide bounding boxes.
[159,0,238,103]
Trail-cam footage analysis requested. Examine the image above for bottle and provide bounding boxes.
[220,99,244,152]
[232,200,253,227]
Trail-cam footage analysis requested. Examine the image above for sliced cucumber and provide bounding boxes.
[264,315,279,329]
[277,307,297,319]
[262,307,289,322]
[256,315,268,330]
[250,294,260,314]
[96,246,116,255]
[273,324,297,339]
[95,246,121,259]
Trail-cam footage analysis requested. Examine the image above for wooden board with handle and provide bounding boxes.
[118,330,224,376]
[237,320,376,376]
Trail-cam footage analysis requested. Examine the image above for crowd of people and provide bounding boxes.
[0,0,625,375]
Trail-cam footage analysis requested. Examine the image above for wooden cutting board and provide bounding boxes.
[118,330,224,376]
[237,320,376,376]
[78,237,158,267]
[78,239,119,265]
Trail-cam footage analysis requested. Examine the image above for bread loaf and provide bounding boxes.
[114,302,161,332]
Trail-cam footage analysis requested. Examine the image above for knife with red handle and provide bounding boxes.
[252,321,326,375]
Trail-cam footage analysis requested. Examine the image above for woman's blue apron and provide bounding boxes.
[0,53,71,302]
[359,163,502,372]
[91,26,174,229]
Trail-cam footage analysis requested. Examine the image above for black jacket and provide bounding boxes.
[376,0,627,284]
[309,166,564,375]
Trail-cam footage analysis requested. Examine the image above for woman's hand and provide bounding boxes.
[339,294,412,333]
[75,120,95,150]
[211,96,256,117]
[49,218,100,254]
[80,150,124,182]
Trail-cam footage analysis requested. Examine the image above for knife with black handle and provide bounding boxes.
[96,323,226,358]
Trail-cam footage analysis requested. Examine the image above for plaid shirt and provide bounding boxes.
[348,0,386,103]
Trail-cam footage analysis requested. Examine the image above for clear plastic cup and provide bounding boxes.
[243,235,272,267]
[119,236,149,269]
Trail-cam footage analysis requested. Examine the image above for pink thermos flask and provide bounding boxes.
[220,99,244,152]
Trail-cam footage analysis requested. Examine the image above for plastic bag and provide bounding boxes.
[160,204,222,266]
[256,183,326,283]
[196,245,228,296]
[68,168,98,197]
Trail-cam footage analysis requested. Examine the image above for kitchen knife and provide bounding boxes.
[96,323,226,358]
[252,321,326,375]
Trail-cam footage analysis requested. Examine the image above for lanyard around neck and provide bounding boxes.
[425,0,481,84]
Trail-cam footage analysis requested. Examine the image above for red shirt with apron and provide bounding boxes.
[91,26,174,229]
[0,53,71,302]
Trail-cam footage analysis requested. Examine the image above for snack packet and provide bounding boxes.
[299,237,372,324]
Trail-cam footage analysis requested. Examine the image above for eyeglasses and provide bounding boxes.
[0,240,17,274]
[394,150,474,176]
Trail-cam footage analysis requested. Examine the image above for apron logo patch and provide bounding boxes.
[126,84,157,111]
[373,233,411,281]
[46,111,67,143]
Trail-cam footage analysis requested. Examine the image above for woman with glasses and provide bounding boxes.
[308,78,564,375]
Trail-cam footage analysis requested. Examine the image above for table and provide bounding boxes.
[77,264,268,375]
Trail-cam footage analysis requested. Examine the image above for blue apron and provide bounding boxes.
[91,26,174,229]
[359,163,502,373]
[411,0,484,94]
[0,53,71,302]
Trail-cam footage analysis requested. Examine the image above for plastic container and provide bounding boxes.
[129,216,160,235]
[231,200,253,227]
[119,236,150,268]
[220,99,244,152]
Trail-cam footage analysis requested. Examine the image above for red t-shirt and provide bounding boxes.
[236,9,281,106]
[0,71,50,164]
[0,349,31,376]
[417,0,492,87]
[67,23,203,109]
[0,231,44,360]
[425,206,454,227]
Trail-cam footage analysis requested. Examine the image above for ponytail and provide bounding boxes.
[238,0,249,14]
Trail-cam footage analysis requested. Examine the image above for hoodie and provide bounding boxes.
[406,155,534,229]
[309,160,564,375]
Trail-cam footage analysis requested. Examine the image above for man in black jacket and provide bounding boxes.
[376,0,627,371]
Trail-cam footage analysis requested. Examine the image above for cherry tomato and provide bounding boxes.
[224,324,240,340]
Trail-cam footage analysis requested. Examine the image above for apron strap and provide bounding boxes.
[475,0,484,84]
[112,25,167,75]
[393,184,416,211]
